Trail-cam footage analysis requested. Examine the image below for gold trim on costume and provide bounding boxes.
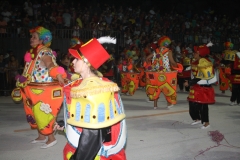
[71,77,119,98]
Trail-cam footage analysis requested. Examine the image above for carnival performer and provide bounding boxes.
[12,26,67,148]
[136,58,146,89]
[100,54,115,80]
[119,57,140,96]
[177,49,191,92]
[220,41,240,105]
[55,37,127,160]
[68,37,84,73]
[184,42,217,129]
[219,42,234,94]
[145,36,183,109]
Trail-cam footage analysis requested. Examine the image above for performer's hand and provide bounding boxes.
[53,123,65,131]
[184,80,189,87]
[54,120,65,131]
[57,74,65,86]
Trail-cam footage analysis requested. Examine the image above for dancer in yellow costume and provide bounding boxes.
[145,36,183,109]
[55,37,127,160]
[12,26,66,149]
[184,42,217,129]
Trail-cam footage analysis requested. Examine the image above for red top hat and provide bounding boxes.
[69,38,110,69]
[194,45,210,57]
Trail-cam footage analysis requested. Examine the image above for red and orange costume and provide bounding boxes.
[219,42,234,92]
[12,27,67,135]
[119,58,140,95]
[144,36,183,105]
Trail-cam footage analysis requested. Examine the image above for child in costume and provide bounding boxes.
[55,37,127,160]
[12,26,67,148]
[184,42,217,129]
[145,36,183,109]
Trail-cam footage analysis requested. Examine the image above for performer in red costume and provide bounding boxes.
[145,36,183,109]
[55,37,127,160]
[177,49,191,92]
[184,42,217,129]
[220,41,240,105]
[219,42,233,94]
[12,26,66,148]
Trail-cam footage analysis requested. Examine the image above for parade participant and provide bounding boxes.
[184,42,217,129]
[11,26,67,148]
[68,37,84,73]
[136,58,146,89]
[119,57,140,96]
[220,42,240,105]
[145,36,183,109]
[219,42,233,94]
[57,53,72,80]
[100,54,115,80]
[56,37,127,160]
[177,49,191,92]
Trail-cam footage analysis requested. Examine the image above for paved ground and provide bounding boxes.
[0,85,240,160]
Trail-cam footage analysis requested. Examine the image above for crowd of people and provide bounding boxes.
[0,0,240,44]
[1,1,240,95]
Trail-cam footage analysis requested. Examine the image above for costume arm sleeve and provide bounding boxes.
[70,128,108,160]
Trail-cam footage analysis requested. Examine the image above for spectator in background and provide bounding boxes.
[24,1,33,20]
[62,9,71,29]
[7,54,19,90]
[1,8,11,23]
[22,14,30,27]
[175,41,182,62]
[56,12,63,29]
[0,15,7,37]
[32,0,41,20]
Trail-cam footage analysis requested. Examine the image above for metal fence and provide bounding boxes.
[1,27,240,53]
[0,27,124,60]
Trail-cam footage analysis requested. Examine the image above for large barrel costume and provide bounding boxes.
[120,72,139,95]
[145,71,178,104]
[12,45,64,135]
[144,36,182,104]
[120,58,140,96]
